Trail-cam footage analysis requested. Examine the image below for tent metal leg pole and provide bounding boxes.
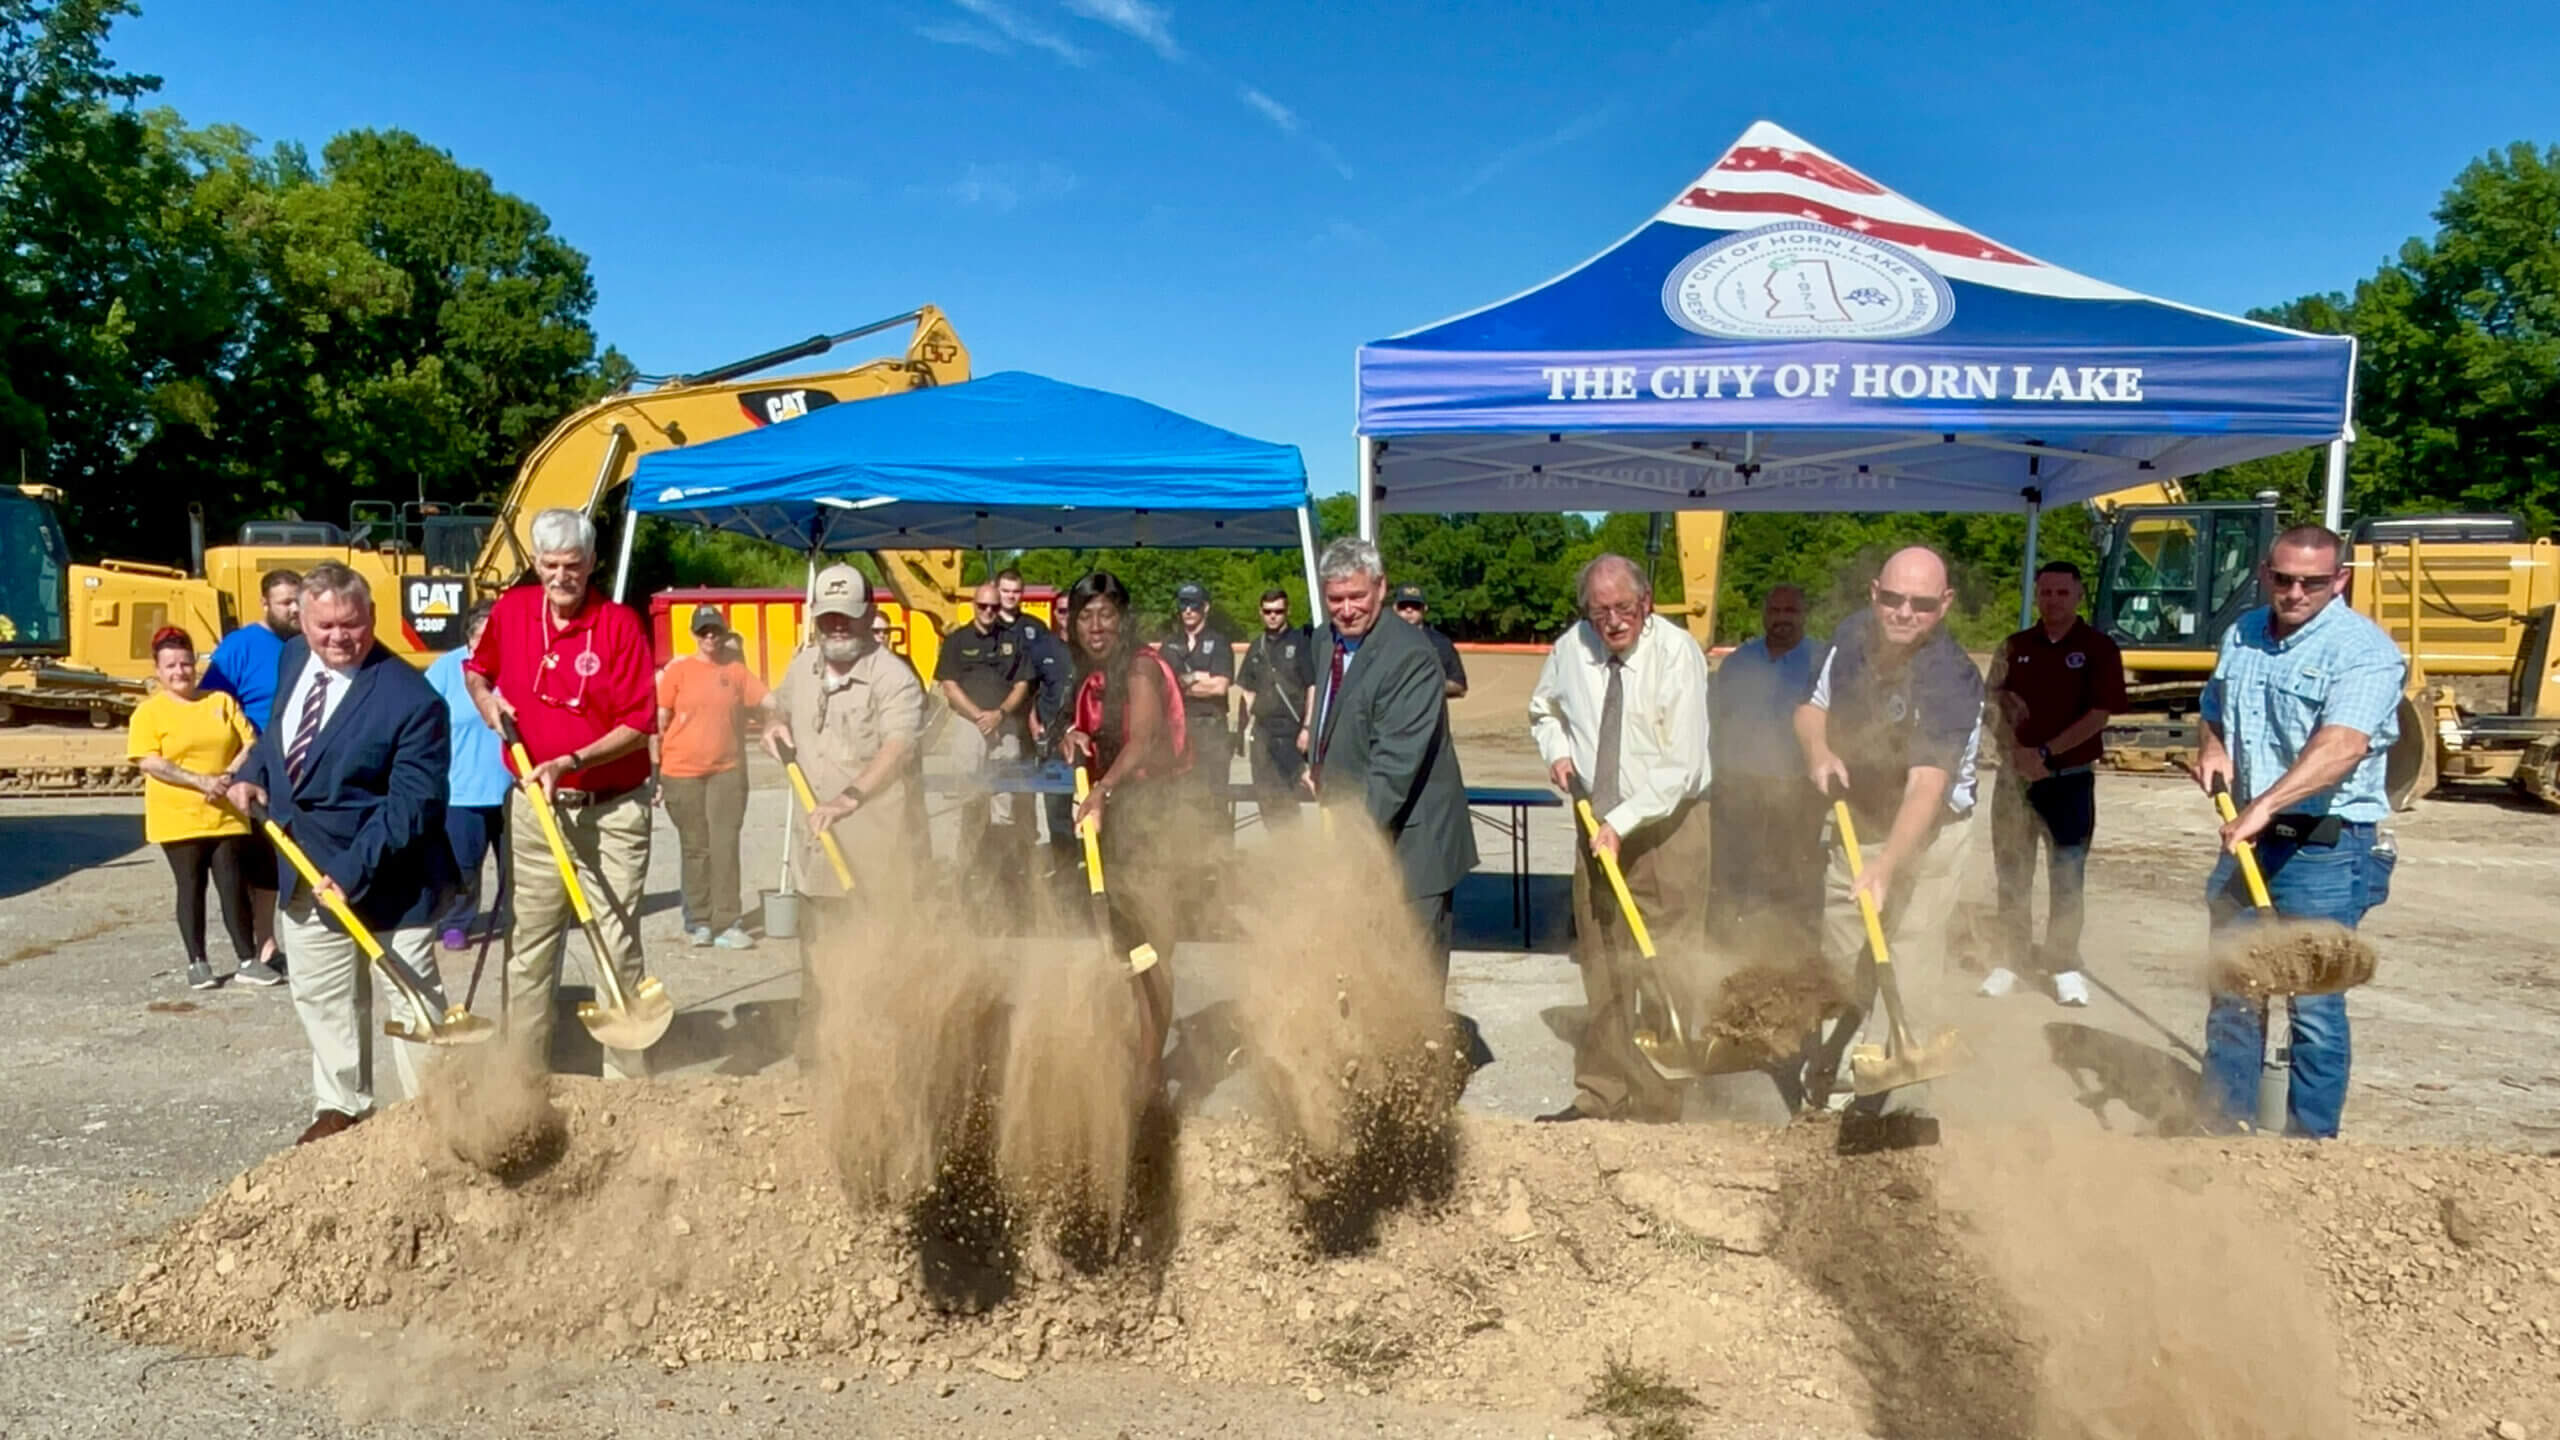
[2019,501,2041,630]
[2322,436,2348,531]
[1296,503,1322,620]
[1356,434,1376,542]
[610,508,640,603]
[775,553,819,900]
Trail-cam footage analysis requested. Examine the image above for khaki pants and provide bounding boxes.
[948,720,1027,884]
[1570,799,1710,1121]
[662,767,749,933]
[506,787,653,1079]
[1818,812,1977,1106]
[279,894,438,1117]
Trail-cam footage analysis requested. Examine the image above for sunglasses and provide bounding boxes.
[973,601,1000,612]
[1260,606,1288,616]
[1394,601,1424,611]
[1874,588,1946,616]
[2268,569,2339,594]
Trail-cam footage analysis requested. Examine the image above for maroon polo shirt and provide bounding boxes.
[465,584,657,794]
[1995,619,2127,769]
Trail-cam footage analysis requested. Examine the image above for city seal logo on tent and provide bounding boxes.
[1662,222,1953,341]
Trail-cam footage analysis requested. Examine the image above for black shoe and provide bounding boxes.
[1535,1105,1596,1124]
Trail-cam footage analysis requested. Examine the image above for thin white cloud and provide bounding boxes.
[1238,86,1299,134]
[915,21,1011,53]
[1061,0,1180,60]
[912,161,1080,213]
[1455,101,1626,199]
[949,0,1090,65]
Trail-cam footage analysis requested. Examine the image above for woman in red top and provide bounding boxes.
[1060,571,1181,1082]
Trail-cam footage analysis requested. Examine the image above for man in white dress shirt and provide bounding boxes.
[1527,554,1712,1124]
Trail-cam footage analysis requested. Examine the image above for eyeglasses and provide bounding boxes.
[1874,588,1946,616]
[2267,570,2339,594]
[1586,602,1645,623]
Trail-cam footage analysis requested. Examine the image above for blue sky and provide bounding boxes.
[121,0,2560,498]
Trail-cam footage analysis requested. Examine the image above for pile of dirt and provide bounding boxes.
[96,1079,2560,1436]
[1701,963,1842,1060]
[2210,920,2380,999]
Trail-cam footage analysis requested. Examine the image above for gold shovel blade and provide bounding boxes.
[385,1008,500,1047]
[1127,943,1161,976]
[578,976,676,1052]
[1849,1028,1971,1097]
[1632,1025,1701,1082]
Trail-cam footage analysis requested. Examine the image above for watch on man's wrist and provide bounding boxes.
[2036,745,2053,765]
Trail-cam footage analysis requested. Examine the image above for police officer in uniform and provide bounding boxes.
[934,581,1031,886]
[1234,587,1315,827]
[998,566,1077,863]
[1164,582,1236,796]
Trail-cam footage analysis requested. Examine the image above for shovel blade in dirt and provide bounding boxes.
[259,815,495,1047]
[501,721,676,1053]
[576,973,676,1052]
[1849,1028,1972,1096]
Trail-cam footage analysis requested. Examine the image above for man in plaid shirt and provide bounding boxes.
[2195,523,2405,1138]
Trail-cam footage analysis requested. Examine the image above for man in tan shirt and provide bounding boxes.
[762,565,926,911]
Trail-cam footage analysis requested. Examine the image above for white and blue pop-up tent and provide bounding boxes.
[1355,120,2356,550]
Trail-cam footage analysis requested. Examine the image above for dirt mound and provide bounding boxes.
[2209,921,2380,998]
[95,1077,2560,1435]
[420,1040,566,1182]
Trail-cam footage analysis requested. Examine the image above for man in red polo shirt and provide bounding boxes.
[1983,560,2127,1008]
[464,507,659,1078]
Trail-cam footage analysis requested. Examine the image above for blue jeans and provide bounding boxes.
[2200,822,2393,1138]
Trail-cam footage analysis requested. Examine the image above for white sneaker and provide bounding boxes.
[2052,970,2092,1007]
[1977,966,2020,998]
[686,925,713,948]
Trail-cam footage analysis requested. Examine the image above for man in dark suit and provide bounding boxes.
[1309,537,1479,978]
[228,562,452,1145]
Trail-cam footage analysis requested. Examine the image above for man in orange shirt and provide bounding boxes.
[657,606,768,949]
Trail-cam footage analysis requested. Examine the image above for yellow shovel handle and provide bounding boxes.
[261,818,384,961]
[1831,800,1895,970]
[2210,788,2277,912]
[1074,765,1107,896]
[1573,798,1656,959]
[509,741,597,926]
[783,760,856,891]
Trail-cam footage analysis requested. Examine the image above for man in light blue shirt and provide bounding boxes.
[2195,523,2406,1138]
[1708,585,1829,941]
[200,569,303,733]
[426,601,516,950]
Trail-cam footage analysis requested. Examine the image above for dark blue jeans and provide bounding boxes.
[2200,822,2393,1138]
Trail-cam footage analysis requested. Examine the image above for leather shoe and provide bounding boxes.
[295,1109,367,1145]
[1535,1104,1597,1124]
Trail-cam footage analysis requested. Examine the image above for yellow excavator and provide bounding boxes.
[1,308,982,796]
[202,305,978,656]
[2087,485,2558,809]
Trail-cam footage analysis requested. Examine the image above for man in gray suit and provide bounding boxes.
[1308,537,1479,982]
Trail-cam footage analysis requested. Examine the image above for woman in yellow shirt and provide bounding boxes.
[126,626,263,991]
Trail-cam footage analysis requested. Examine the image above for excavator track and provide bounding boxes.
[0,673,148,796]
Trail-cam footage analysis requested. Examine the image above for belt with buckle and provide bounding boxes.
[553,783,637,809]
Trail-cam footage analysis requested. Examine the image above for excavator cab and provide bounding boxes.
[0,488,72,657]
[2093,500,2274,660]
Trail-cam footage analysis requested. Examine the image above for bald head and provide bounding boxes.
[1869,545,1953,649]
[972,581,1001,632]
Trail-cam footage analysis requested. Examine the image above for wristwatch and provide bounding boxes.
[2036,745,2053,766]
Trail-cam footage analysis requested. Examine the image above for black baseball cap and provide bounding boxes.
[1176,583,1209,607]
[690,606,726,634]
[1392,584,1426,607]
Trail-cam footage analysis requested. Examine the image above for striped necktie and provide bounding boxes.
[285,672,329,786]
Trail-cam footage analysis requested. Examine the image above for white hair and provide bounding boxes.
[1318,536,1383,585]
[529,507,597,560]
[1576,552,1650,608]
[296,560,374,614]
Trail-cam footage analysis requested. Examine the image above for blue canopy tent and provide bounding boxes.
[1355,120,2357,615]
[617,369,1322,604]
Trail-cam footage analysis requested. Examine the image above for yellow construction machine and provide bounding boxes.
[202,306,979,658]
[1,308,981,797]
[2090,491,2559,809]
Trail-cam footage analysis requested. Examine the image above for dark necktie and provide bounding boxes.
[1591,656,1625,816]
[1312,640,1348,784]
[285,672,329,786]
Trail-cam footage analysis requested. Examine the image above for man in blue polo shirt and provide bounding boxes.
[2196,523,2405,1138]
[201,569,304,733]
